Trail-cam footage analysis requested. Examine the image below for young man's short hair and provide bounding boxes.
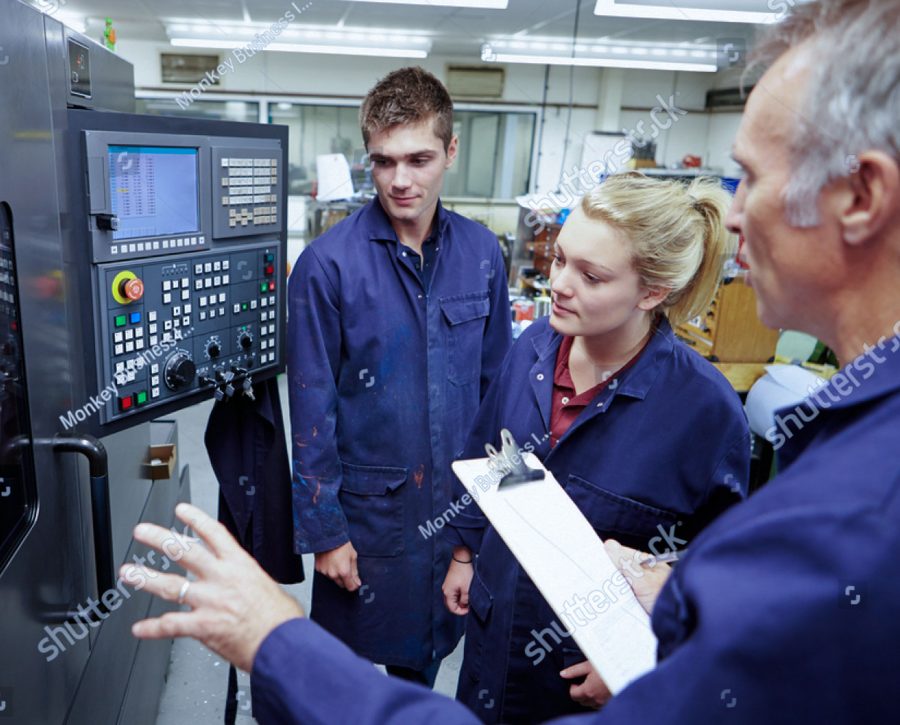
[359,66,454,151]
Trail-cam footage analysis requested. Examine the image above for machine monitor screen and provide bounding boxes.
[108,145,200,241]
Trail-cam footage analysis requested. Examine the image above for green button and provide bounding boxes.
[136,391,148,405]
[260,282,268,293]
[265,253,274,263]
[241,302,248,311]
[115,315,127,328]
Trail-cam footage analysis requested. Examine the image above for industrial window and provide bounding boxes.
[132,95,536,200]
[445,110,535,199]
[268,102,536,200]
[134,98,260,124]
[267,103,364,197]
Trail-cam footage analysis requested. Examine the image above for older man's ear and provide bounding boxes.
[836,151,900,246]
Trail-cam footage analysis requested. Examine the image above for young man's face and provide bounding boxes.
[367,118,458,230]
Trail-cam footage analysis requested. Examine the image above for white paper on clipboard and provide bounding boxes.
[452,453,657,694]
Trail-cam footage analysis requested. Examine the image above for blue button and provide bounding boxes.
[129,312,142,324]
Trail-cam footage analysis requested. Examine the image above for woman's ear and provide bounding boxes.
[637,286,670,312]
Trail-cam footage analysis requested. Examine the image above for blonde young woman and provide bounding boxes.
[442,173,751,723]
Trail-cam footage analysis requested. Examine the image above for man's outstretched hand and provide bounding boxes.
[121,502,303,673]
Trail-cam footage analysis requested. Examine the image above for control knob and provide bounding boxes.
[238,331,253,350]
[164,351,196,391]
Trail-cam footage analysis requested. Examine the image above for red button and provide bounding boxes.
[268,281,275,291]
[119,396,133,411]
[264,264,274,276]
[122,277,144,301]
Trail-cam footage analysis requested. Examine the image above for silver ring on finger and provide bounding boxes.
[177,579,192,605]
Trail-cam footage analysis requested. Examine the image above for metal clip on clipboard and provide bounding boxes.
[485,429,545,489]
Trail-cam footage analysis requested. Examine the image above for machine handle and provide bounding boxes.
[53,436,114,597]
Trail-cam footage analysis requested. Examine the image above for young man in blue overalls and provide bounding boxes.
[286,66,512,686]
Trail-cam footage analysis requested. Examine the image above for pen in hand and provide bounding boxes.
[640,549,686,568]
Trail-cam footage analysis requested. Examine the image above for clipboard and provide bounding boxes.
[452,431,657,694]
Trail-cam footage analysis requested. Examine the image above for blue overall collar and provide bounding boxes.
[775,333,900,468]
[530,315,676,402]
[366,196,451,244]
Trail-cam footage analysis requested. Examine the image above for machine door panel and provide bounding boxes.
[0,5,92,723]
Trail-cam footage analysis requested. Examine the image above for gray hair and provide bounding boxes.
[746,0,900,227]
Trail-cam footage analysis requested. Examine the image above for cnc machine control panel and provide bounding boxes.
[69,112,288,429]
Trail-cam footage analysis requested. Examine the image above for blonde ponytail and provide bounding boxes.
[580,173,737,327]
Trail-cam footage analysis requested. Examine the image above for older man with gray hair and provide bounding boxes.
[122,1,900,722]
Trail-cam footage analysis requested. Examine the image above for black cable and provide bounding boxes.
[534,63,551,192]
[558,0,583,186]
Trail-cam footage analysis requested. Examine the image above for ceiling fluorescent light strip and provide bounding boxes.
[349,0,508,8]
[169,38,428,58]
[486,52,717,72]
[593,0,780,24]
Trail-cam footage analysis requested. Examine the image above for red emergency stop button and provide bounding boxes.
[112,270,144,304]
[122,277,144,301]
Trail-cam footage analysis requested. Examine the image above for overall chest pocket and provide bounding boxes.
[339,461,408,558]
[440,293,490,386]
[565,474,681,551]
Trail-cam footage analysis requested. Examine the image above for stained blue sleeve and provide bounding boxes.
[251,618,483,725]
[287,246,349,554]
